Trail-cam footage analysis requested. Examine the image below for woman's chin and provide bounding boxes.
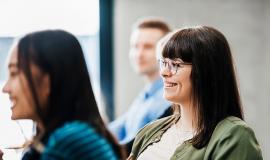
[11,113,20,120]
[11,116,17,120]
[163,93,175,103]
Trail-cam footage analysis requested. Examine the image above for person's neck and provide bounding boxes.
[178,103,196,132]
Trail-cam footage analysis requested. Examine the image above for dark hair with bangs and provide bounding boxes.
[162,26,243,148]
[17,30,126,158]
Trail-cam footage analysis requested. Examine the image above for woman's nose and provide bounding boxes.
[2,81,10,94]
[160,67,172,78]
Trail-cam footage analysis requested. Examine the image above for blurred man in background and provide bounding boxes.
[109,18,172,152]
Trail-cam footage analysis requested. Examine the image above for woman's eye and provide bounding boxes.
[172,63,181,68]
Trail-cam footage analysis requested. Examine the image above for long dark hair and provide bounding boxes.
[17,30,125,158]
[162,26,243,148]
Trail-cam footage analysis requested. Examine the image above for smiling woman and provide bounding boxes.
[2,30,126,159]
[3,45,49,121]
[128,26,263,160]
[159,58,192,105]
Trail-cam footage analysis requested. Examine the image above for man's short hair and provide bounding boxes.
[132,17,171,34]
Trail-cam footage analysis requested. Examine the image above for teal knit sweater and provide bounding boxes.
[42,121,118,160]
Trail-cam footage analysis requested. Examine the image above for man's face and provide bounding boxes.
[129,28,165,77]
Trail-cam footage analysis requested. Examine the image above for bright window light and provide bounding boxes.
[0,0,99,36]
[0,1,100,158]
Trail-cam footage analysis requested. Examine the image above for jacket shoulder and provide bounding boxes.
[206,116,263,160]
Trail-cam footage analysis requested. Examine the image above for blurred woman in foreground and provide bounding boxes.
[3,30,126,160]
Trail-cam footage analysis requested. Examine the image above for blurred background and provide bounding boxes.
[0,0,269,159]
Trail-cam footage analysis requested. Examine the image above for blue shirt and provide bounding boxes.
[41,121,118,160]
[109,78,171,144]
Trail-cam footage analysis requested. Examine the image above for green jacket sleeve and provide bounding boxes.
[212,124,263,160]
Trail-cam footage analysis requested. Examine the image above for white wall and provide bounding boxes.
[114,0,270,158]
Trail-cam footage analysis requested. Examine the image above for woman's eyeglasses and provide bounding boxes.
[158,58,192,75]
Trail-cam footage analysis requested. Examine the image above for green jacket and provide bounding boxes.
[128,115,263,160]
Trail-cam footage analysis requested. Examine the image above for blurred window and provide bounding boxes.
[0,0,100,156]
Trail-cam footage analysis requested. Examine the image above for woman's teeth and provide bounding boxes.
[165,83,177,87]
[10,99,16,109]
